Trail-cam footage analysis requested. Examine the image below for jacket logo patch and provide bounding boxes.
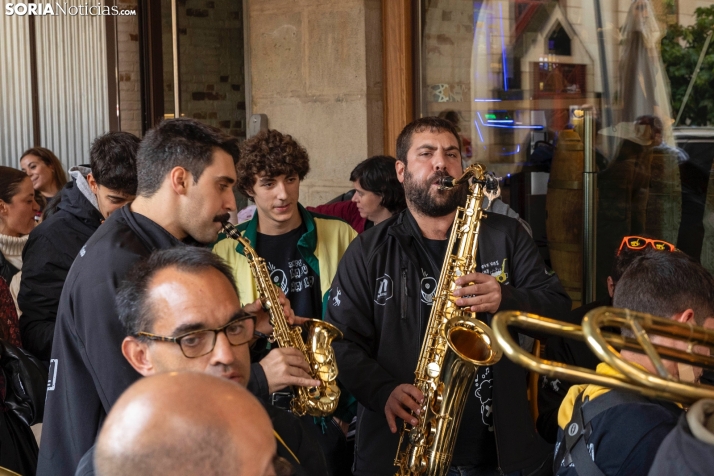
[332,288,342,307]
[48,359,58,391]
[374,274,393,305]
[481,258,509,284]
[420,276,437,305]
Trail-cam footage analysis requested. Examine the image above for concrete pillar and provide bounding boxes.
[247,0,384,206]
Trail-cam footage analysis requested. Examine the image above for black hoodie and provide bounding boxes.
[324,209,571,475]
[19,175,104,362]
[36,206,182,476]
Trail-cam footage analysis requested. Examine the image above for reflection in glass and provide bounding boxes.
[420,0,713,304]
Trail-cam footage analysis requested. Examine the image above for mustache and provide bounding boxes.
[429,171,451,184]
[213,213,231,224]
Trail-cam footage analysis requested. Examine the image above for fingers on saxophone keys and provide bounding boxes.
[292,376,322,388]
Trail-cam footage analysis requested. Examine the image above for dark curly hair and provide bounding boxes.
[349,155,406,214]
[236,129,310,198]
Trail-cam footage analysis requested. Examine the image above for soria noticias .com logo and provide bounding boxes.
[5,3,137,16]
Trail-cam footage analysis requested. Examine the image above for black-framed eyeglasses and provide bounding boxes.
[136,313,256,358]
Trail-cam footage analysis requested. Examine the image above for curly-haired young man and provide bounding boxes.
[213,129,357,475]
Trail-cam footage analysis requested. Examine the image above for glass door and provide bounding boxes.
[417,0,714,305]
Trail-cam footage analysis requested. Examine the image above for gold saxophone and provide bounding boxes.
[221,222,343,417]
[394,164,503,475]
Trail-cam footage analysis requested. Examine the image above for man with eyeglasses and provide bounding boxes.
[93,372,281,476]
[40,119,317,476]
[74,247,327,476]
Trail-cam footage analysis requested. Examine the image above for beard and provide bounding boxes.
[403,169,468,217]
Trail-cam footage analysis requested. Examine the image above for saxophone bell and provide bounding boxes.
[219,220,343,418]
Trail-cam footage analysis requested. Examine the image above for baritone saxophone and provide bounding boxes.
[394,164,503,475]
[221,222,343,417]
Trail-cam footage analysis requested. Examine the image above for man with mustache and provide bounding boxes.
[39,119,298,476]
[324,117,571,475]
[75,247,327,476]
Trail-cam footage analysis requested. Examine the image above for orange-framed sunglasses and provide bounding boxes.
[618,236,677,254]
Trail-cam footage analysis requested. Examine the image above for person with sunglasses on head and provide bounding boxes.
[553,250,714,476]
[536,235,679,442]
[72,247,326,476]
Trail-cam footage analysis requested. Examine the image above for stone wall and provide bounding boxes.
[163,0,247,139]
[116,0,142,137]
[247,0,384,207]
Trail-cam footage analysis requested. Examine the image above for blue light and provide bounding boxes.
[500,145,521,156]
[474,98,502,102]
[487,119,515,124]
[499,2,508,91]
[477,112,544,130]
[473,119,485,143]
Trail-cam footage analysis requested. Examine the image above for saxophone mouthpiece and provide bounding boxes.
[438,176,456,190]
[220,222,240,240]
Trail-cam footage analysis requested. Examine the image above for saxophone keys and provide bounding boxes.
[321,382,340,402]
[426,362,441,377]
[307,386,321,399]
[316,362,338,381]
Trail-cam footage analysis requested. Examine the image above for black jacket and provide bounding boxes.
[37,206,183,476]
[324,209,571,475]
[19,178,103,361]
[265,404,329,476]
[536,295,613,443]
[554,390,681,476]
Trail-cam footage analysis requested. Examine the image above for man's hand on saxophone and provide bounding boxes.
[242,290,322,394]
[452,272,502,314]
[258,347,322,394]
[243,290,295,336]
[385,384,424,433]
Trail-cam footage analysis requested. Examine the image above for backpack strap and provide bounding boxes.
[555,390,649,476]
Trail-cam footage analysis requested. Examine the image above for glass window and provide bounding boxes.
[418,0,714,304]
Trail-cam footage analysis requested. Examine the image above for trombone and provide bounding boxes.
[491,306,714,405]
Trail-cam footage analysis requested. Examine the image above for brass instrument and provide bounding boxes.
[491,307,714,404]
[221,222,343,417]
[394,164,503,476]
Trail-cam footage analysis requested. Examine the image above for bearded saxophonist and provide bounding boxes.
[324,117,571,476]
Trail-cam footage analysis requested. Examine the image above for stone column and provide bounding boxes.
[247,0,384,206]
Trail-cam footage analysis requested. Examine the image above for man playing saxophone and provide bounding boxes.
[324,117,571,476]
[213,129,357,475]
